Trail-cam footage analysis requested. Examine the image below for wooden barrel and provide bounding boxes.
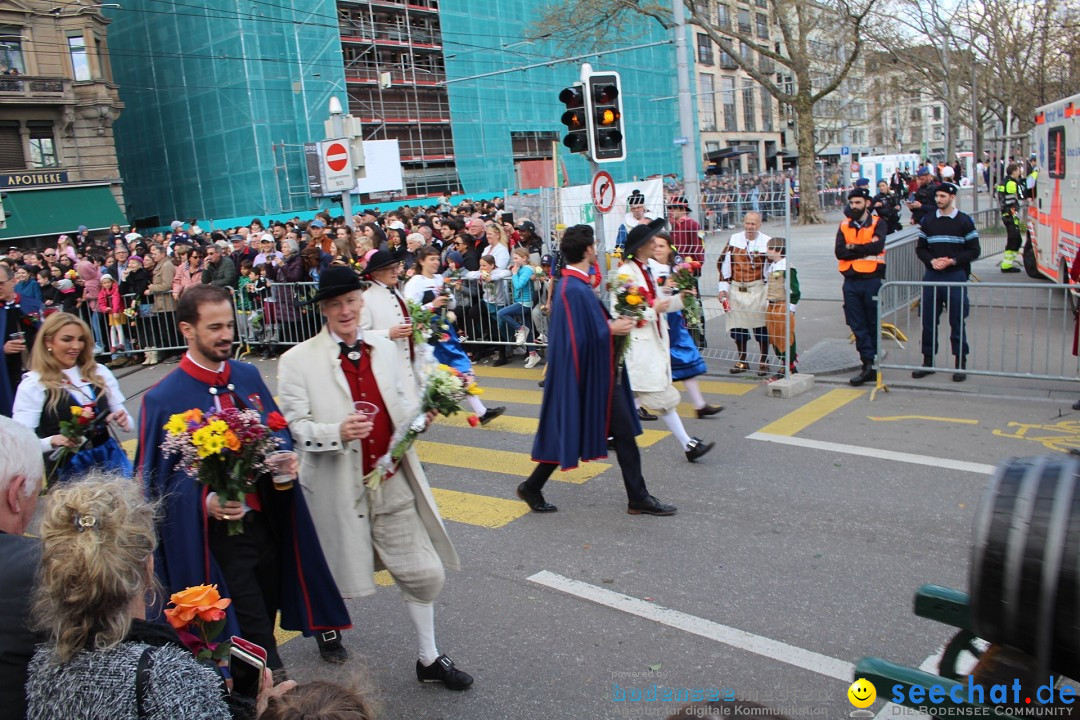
[969,455,1080,680]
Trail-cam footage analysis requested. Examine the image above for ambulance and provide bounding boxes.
[1023,93,1080,298]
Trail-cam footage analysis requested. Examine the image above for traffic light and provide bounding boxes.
[587,72,625,163]
[559,83,589,154]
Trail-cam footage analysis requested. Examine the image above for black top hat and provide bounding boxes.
[623,217,667,258]
[301,265,364,305]
[362,249,399,276]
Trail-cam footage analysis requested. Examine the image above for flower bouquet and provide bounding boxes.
[162,408,287,535]
[607,271,653,377]
[47,404,107,483]
[669,259,703,329]
[359,364,482,495]
[164,584,233,662]
[407,299,454,345]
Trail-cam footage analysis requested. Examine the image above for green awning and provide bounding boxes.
[0,185,126,242]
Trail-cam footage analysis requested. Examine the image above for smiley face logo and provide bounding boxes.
[848,678,876,708]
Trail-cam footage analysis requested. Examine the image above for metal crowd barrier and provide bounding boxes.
[434,275,550,349]
[878,227,925,318]
[876,280,1080,383]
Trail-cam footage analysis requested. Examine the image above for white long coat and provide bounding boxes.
[277,328,459,598]
[612,259,684,393]
[360,281,419,406]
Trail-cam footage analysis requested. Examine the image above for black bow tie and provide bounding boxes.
[339,341,362,364]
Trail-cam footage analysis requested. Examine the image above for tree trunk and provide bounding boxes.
[795,98,824,225]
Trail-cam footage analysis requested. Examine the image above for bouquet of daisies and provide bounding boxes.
[669,259,703,329]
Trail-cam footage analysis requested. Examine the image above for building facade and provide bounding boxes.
[0,0,126,245]
[693,1,783,175]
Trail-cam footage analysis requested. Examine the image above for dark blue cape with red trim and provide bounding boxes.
[137,360,350,637]
[531,272,640,469]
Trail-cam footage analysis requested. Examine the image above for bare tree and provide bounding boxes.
[533,0,881,224]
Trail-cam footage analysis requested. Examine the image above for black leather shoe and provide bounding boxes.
[516,482,557,512]
[637,406,658,421]
[315,630,348,664]
[696,404,724,418]
[627,495,677,516]
[912,355,935,378]
[416,654,474,691]
[953,357,967,382]
[492,356,510,367]
[479,406,505,425]
[685,437,715,462]
[849,363,874,386]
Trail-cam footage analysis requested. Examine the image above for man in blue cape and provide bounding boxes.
[1,264,42,417]
[517,224,677,516]
[137,284,350,672]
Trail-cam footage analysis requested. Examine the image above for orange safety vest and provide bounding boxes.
[837,216,885,275]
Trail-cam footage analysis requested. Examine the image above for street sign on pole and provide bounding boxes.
[320,139,354,192]
[850,161,860,173]
[591,170,615,213]
[840,145,851,159]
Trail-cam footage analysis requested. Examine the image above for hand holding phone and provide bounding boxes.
[229,636,267,698]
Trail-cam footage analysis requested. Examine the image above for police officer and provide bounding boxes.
[996,163,1025,273]
[835,187,887,386]
[872,179,902,233]
[906,167,936,225]
[911,182,981,382]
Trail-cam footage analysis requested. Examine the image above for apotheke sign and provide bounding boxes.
[1,172,70,188]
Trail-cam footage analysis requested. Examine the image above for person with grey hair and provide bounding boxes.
[0,415,46,718]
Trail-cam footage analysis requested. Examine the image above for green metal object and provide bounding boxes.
[913,584,973,631]
[854,657,1017,719]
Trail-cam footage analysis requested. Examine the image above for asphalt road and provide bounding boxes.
[111,347,1080,720]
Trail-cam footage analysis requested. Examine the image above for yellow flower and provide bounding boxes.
[164,415,187,436]
[467,384,483,395]
[70,406,83,417]
[207,419,229,435]
[192,426,216,447]
[625,294,642,306]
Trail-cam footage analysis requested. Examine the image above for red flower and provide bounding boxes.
[467,415,480,427]
[266,411,288,431]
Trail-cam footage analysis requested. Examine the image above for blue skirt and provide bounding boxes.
[59,437,134,483]
[669,312,707,381]
[432,324,473,376]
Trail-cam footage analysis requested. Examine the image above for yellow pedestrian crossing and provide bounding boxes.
[475,386,733,419]
[437,411,670,448]
[429,487,530,528]
[415,440,608,484]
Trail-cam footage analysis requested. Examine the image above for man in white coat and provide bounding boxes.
[359,249,419,406]
[615,219,715,463]
[277,266,473,691]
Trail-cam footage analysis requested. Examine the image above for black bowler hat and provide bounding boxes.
[623,217,667,258]
[362,249,399,276]
[848,187,872,200]
[301,265,364,305]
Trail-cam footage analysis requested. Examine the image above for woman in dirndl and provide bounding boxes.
[12,312,133,484]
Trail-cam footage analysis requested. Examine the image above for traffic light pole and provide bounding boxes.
[328,99,355,229]
[673,0,700,224]
[589,157,608,255]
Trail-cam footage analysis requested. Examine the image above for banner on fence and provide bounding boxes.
[557,178,664,252]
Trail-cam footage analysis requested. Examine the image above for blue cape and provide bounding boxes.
[137,360,350,636]
[0,294,42,416]
[532,272,640,469]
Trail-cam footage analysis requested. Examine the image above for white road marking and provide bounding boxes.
[527,570,853,682]
[747,433,996,475]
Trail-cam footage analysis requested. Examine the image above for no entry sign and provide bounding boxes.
[320,138,354,192]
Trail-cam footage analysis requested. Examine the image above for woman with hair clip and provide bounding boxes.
[12,312,133,483]
[649,231,723,419]
[24,473,294,719]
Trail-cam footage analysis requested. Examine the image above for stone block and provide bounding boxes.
[763,373,815,399]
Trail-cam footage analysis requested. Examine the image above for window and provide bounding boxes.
[699,73,716,131]
[1048,126,1065,179]
[932,106,942,121]
[743,85,756,132]
[0,27,25,74]
[761,86,773,131]
[697,34,713,65]
[755,13,769,39]
[909,107,921,121]
[717,4,731,29]
[28,121,58,168]
[0,120,24,170]
[721,76,737,131]
[737,9,752,33]
[851,129,864,145]
[719,50,736,69]
[740,41,751,61]
[755,0,768,7]
[68,35,91,81]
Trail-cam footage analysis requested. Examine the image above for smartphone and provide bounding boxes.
[228,637,267,698]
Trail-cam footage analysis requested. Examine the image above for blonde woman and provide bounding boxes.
[484,221,510,269]
[12,312,132,483]
[24,473,293,719]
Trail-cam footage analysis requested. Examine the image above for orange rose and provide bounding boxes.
[223,430,241,452]
[182,408,204,424]
[164,584,231,630]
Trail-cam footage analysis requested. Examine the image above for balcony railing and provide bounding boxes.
[344,66,446,85]
[0,75,72,102]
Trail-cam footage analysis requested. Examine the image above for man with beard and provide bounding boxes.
[835,187,888,386]
[136,284,349,675]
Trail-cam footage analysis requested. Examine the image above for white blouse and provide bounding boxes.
[13,365,127,453]
[403,274,457,311]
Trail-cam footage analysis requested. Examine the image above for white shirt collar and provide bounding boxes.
[328,327,364,345]
[185,351,225,373]
[936,208,959,219]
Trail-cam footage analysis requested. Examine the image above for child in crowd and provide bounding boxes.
[235,259,256,350]
[764,236,800,379]
[496,247,540,368]
[530,254,553,344]
[96,274,129,368]
[469,254,511,365]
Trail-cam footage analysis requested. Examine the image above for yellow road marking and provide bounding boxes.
[122,438,136,459]
[430,487,530,528]
[757,388,865,437]
[473,365,544,380]
[437,412,670,447]
[416,440,608,484]
[868,415,979,425]
[374,570,395,586]
[478,388,722,419]
[274,618,301,646]
[674,379,757,396]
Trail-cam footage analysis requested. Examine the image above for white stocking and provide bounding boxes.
[465,394,486,416]
[406,600,439,666]
[661,410,693,449]
[683,378,708,410]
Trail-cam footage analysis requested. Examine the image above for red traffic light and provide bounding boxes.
[559,86,584,108]
[593,84,618,105]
